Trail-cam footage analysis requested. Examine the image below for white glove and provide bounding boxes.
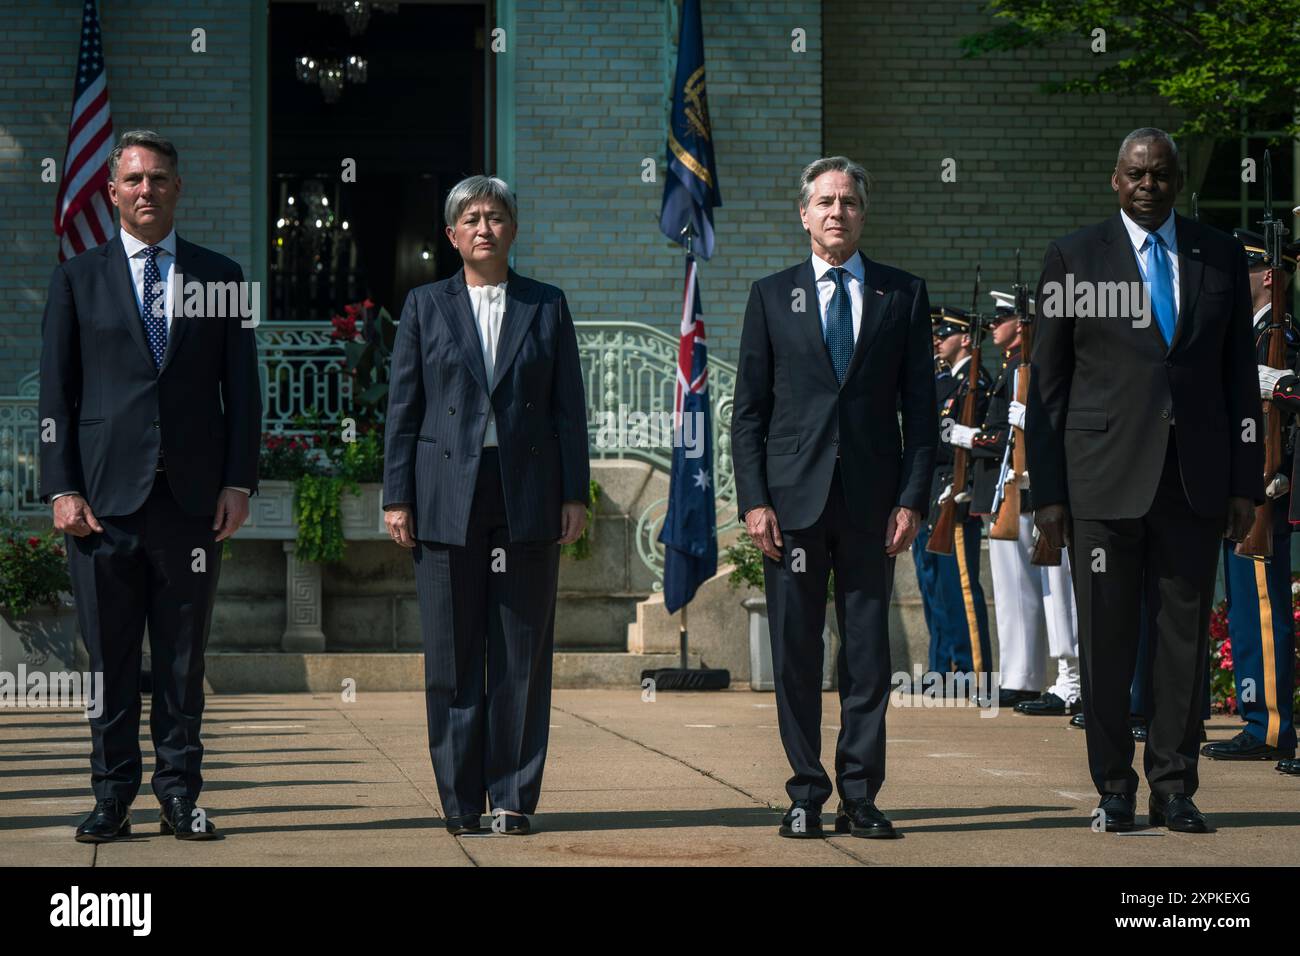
[954,488,972,503]
[1259,364,1290,400]
[937,483,953,505]
[1266,474,1290,499]
[1016,468,1030,490]
[947,423,977,449]
[1007,400,1027,430]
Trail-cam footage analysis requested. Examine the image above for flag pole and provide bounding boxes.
[678,219,697,672]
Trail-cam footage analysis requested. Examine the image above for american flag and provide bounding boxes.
[54,0,114,262]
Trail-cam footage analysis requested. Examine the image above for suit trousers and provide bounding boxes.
[66,470,221,804]
[763,461,894,806]
[1070,429,1224,798]
[411,447,560,819]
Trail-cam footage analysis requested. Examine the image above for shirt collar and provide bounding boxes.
[949,354,972,377]
[1253,304,1272,325]
[120,227,177,259]
[812,250,865,283]
[1119,208,1177,255]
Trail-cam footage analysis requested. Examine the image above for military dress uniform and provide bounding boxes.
[970,293,1080,714]
[1204,230,1300,763]
[912,308,994,688]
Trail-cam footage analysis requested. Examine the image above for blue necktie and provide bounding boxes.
[825,267,854,384]
[141,245,168,369]
[1144,232,1177,345]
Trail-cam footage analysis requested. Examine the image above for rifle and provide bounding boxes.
[1236,151,1290,558]
[928,267,984,555]
[990,250,1028,542]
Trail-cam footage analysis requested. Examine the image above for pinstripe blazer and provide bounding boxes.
[382,267,591,546]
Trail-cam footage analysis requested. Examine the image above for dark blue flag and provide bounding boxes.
[659,256,717,613]
[658,0,722,259]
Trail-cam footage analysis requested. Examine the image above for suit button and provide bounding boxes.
[531,446,538,455]
[525,401,534,409]
[1160,409,1170,420]
[152,420,160,428]
[448,406,455,414]
[832,437,839,444]
[1165,360,1172,368]
[443,450,451,458]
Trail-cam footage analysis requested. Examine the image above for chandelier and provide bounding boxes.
[317,0,398,37]
[294,54,367,104]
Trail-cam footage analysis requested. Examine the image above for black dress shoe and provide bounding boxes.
[1277,758,1300,775]
[998,688,1040,707]
[834,798,898,839]
[1015,691,1081,716]
[75,799,131,844]
[444,812,483,835]
[493,812,531,835]
[1201,729,1295,761]
[159,796,218,840]
[778,799,824,838]
[1069,712,1086,729]
[1149,793,1209,833]
[1095,793,1136,832]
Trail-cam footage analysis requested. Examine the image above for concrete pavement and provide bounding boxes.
[2,690,1298,866]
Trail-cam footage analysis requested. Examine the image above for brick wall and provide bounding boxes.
[823,0,1179,312]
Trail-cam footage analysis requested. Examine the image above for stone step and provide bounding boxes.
[201,651,700,693]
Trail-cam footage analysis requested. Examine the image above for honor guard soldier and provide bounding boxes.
[970,291,1081,714]
[912,306,994,688]
[1209,230,1300,764]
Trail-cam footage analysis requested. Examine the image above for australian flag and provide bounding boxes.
[659,256,717,614]
[658,0,722,259]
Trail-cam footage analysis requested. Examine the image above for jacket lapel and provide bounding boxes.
[159,236,194,373]
[792,259,839,389]
[1171,213,1203,353]
[1099,212,1167,354]
[104,236,157,369]
[842,250,889,385]
[489,268,541,395]
[443,269,490,395]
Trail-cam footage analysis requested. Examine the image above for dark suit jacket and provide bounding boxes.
[1026,211,1264,520]
[382,267,590,546]
[38,235,262,516]
[731,251,938,532]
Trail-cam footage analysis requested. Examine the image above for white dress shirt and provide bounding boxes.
[468,281,508,447]
[812,251,864,341]
[1120,208,1180,315]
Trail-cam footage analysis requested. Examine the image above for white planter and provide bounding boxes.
[0,593,87,674]
[742,595,834,692]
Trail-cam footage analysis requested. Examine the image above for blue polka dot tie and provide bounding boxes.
[825,266,854,384]
[141,245,168,369]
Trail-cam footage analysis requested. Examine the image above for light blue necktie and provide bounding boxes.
[825,267,854,384]
[140,245,168,368]
[1143,232,1177,345]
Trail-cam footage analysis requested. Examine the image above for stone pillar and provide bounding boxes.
[282,541,325,651]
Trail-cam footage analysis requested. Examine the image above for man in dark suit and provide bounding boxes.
[1027,128,1264,833]
[39,130,261,843]
[383,175,589,836]
[732,156,937,840]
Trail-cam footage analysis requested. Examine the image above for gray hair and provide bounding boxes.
[1116,127,1179,168]
[798,156,870,211]
[444,175,517,227]
[108,130,179,180]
